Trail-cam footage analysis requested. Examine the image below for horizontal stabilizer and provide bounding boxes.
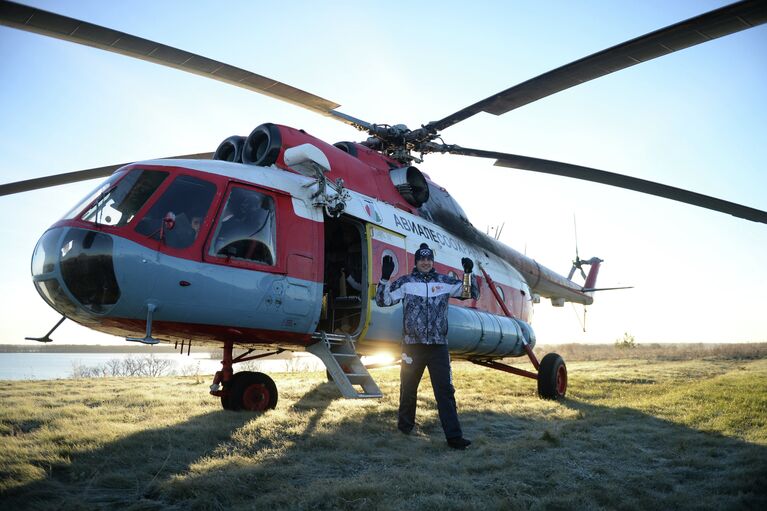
[581,286,633,292]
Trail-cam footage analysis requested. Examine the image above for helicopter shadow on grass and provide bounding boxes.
[128,391,766,510]
[502,397,767,510]
[3,383,766,510]
[288,380,342,436]
[0,410,252,510]
[0,380,342,511]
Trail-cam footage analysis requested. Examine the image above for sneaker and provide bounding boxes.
[447,437,471,450]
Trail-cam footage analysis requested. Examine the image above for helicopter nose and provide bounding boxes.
[32,227,121,316]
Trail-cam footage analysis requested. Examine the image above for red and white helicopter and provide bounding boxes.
[1,0,765,411]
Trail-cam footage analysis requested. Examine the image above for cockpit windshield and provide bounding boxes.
[79,169,169,226]
[134,174,217,249]
[62,170,126,220]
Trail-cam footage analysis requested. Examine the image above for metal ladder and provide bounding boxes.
[307,332,383,398]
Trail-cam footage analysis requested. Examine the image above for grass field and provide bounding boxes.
[1,346,765,510]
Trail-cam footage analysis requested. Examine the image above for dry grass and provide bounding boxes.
[535,342,767,362]
[1,348,765,510]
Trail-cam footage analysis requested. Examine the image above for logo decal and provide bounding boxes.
[362,199,382,223]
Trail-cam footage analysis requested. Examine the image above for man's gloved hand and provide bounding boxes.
[461,257,474,273]
[381,255,394,280]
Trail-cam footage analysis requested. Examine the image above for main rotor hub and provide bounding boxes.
[359,122,444,164]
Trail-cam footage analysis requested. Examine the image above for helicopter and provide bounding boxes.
[1,0,765,411]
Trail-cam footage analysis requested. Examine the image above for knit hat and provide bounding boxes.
[414,243,434,261]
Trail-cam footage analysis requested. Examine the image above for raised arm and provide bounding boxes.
[375,255,404,307]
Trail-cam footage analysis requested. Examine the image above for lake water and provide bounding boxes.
[0,352,325,380]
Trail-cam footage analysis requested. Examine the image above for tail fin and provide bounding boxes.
[582,257,603,290]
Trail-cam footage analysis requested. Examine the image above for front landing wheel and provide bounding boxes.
[537,353,567,400]
[229,371,278,412]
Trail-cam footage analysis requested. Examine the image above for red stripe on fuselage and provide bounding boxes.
[87,316,314,349]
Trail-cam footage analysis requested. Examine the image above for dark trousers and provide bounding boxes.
[398,343,462,439]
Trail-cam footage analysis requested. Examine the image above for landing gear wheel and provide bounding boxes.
[229,371,278,412]
[220,379,234,410]
[537,353,567,400]
[219,371,241,410]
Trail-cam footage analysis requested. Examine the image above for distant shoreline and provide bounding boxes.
[0,344,208,354]
[0,344,300,359]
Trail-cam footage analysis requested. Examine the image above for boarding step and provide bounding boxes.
[310,331,349,345]
[307,333,383,399]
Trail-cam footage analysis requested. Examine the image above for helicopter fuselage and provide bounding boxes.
[30,124,593,360]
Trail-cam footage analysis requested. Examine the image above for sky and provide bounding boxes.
[0,0,765,346]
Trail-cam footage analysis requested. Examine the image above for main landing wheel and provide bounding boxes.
[227,371,278,412]
[537,353,567,400]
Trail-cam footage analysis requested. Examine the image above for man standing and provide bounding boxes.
[375,243,479,450]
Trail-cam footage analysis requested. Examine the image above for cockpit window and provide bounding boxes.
[80,170,169,226]
[209,187,276,266]
[63,170,127,220]
[135,175,217,249]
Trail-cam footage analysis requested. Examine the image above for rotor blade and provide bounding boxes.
[0,152,213,196]
[582,286,634,292]
[439,145,767,224]
[573,214,580,260]
[0,1,360,124]
[426,0,767,132]
[326,110,374,132]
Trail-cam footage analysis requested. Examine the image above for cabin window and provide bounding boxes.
[134,174,217,249]
[79,169,169,226]
[209,187,276,266]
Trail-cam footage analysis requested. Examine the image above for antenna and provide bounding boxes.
[570,303,587,332]
[486,222,505,240]
[573,214,580,263]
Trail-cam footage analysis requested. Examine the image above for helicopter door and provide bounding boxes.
[362,224,407,342]
[368,224,408,283]
[320,216,367,335]
[197,183,321,335]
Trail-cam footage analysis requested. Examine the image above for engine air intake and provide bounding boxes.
[333,141,359,157]
[213,135,246,162]
[242,123,282,166]
[389,166,429,207]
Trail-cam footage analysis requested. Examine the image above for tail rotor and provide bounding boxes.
[567,215,589,281]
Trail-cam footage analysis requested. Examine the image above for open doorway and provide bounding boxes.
[319,216,367,335]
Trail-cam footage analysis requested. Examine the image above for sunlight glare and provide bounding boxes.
[361,352,397,367]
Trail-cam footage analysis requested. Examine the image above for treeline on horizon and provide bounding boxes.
[1,342,765,359]
[535,342,767,362]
